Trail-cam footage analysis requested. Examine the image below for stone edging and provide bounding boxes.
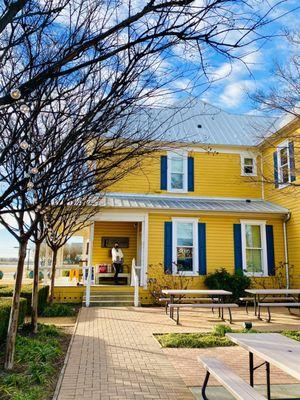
[52,308,81,400]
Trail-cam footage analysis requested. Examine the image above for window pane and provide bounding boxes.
[281,164,289,183]
[177,247,193,271]
[244,158,253,166]
[244,165,253,174]
[246,249,262,273]
[177,223,193,246]
[245,225,261,248]
[280,147,288,165]
[171,157,184,173]
[171,173,183,189]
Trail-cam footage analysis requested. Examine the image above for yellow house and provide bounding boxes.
[54,102,300,304]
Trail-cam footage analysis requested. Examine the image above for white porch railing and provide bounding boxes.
[84,265,93,307]
[131,258,141,307]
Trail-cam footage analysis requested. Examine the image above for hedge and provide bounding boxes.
[0,297,27,341]
[0,285,49,315]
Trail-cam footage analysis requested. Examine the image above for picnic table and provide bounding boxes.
[161,289,232,319]
[245,289,300,316]
[226,333,300,400]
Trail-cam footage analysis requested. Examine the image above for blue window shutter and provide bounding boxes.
[164,222,172,274]
[198,223,206,275]
[160,156,167,190]
[233,224,243,272]
[289,141,296,182]
[273,151,279,188]
[266,225,275,276]
[188,157,194,192]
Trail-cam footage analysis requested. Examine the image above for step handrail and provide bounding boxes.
[85,265,93,307]
[131,258,141,307]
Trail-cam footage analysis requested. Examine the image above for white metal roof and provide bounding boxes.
[144,100,277,147]
[101,193,289,214]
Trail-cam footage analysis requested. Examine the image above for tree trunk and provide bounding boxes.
[31,241,41,334]
[49,248,58,304]
[4,240,28,370]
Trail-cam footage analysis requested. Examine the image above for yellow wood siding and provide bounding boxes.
[92,221,137,268]
[108,150,262,198]
[262,124,300,287]
[148,212,285,289]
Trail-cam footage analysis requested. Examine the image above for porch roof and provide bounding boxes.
[101,193,289,215]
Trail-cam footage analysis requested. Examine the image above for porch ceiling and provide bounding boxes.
[100,193,289,215]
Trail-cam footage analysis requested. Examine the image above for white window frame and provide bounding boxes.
[241,220,268,277]
[241,154,257,177]
[172,218,198,276]
[167,150,188,193]
[277,139,291,189]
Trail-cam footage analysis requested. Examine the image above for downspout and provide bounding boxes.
[283,212,291,289]
[260,154,265,200]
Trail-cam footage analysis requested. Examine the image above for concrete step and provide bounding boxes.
[82,300,134,307]
[83,295,133,301]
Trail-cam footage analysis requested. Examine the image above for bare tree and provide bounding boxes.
[253,32,300,118]
[0,0,286,370]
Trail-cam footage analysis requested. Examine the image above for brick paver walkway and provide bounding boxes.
[56,307,196,400]
[55,306,300,400]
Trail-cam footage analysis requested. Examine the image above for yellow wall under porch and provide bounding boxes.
[53,285,153,305]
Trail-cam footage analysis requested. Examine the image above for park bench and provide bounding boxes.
[168,303,238,324]
[159,297,218,314]
[198,357,267,400]
[258,302,300,322]
[240,296,295,314]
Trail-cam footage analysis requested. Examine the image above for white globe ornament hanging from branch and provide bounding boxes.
[20,104,30,115]
[20,141,29,150]
[10,88,21,100]
[30,167,38,174]
[27,181,34,189]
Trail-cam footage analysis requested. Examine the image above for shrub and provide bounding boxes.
[41,303,76,317]
[0,270,3,279]
[0,297,27,341]
[155,332,235,348]
[0,284,49,315]
[212,324,233,336]
[204,268,251,301]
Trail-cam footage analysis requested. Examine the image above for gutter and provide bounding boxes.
[283,212,291,289]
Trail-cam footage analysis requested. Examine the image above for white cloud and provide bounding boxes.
[218,80,256,108]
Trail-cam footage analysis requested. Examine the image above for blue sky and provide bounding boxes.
[1,1,299,259]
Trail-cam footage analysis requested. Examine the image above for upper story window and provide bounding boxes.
[167,151,188,192]
[241,220,267,276]
[275,140,296,188]
[172,218,198,275]
[241,155,257,176]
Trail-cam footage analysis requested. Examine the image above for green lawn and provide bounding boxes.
[154,325,300,348]
[0,324,71,400]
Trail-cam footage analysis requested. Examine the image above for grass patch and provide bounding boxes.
[155,324,300,349]
[41,303,77,317]
[0,323,71,400]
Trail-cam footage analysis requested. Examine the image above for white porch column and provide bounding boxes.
[88,222,95,266]
[140,215,148,287]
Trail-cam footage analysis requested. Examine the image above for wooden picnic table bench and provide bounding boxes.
[162,289,232,319]
[239,296,296,314]
[199,357,267,400]
[258,302,300,322]
[245,289,300,316]
[226,333,300,400]
[168,303,238,324]
[159,297,219,314]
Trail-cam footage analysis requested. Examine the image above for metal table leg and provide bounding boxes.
[249,352,254,387]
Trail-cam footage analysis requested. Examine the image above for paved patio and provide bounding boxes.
[54,306,300,400]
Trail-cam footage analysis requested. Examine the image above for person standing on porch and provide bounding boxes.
[111,242,123,284]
